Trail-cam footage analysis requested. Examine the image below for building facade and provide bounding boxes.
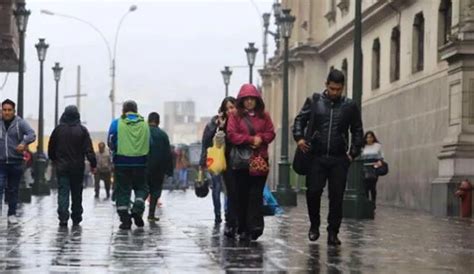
[163,100,197,144]
[261,0,474,216]
[0,0,20,72]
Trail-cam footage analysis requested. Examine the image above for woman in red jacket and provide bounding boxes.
[227,84,276,241]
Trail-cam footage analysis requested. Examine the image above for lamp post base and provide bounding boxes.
[272,190,297,206]
[274,161,298,206]
[19,186,32,203]
[342,159,374,219]
[32,153,50,196]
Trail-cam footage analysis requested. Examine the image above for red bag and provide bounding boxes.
[249,153,269,177]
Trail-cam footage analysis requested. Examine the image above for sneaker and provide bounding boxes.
[131,213,144,227]
[148,216,160,222]
[7,215,18,225]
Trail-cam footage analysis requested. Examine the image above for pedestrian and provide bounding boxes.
[146,112,173,222]
[293,69,364,245]
[361,131,384,205]
[0,99,36,224]
[48,105,96,227]
[227,84,275,241]
[108,100,150,230]
[199,97,238,231]
[95,142,112,199]
[175,149,189,190]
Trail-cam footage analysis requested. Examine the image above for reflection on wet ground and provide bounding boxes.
[0,188,472,272]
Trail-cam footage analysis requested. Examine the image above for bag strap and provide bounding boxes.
[305,93,320,140]
[242,116,256,136]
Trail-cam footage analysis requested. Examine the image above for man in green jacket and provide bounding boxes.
[108,101,150,229]
[147,112,173,222]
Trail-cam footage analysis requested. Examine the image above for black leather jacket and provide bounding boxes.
[292,91,364,158]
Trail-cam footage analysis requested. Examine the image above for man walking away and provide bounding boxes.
[48,105,96,227]
[147,112,173,222]
[95,142,112,199]
[108,100,150,230]
[293,70,364,246]
[0,99,36,224]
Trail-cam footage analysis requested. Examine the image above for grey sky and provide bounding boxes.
[0,0,275,132]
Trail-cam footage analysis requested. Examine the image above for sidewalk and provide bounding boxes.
[0,187,472,273]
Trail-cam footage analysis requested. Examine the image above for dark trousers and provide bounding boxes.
[115,167,148,218]
[147,170,164,218]
[57,170,84,223]
[235,170,266,237]
[211,174,223,218]
[0,164,23,216]
[365,178,378,203]
[306,156,350,234]
[94,171,111,198]
[222,169,238,228]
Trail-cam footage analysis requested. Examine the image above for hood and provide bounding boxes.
[59,105,81,126]
[237,84,261,99]
[121,112,144,125]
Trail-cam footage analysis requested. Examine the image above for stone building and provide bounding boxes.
[261,0,474,216]
[0,0,20,72]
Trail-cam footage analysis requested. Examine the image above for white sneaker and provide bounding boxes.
[8,215,18,224]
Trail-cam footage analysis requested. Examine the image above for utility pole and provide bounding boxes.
[64,66,87,113]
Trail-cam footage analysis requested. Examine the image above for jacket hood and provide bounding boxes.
[237,84,261,99]
[122,112,144,124]
[60,105,80,126]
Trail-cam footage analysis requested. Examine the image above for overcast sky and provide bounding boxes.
[0,0,275,132]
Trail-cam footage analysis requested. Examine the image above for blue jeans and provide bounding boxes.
[211,174,223,217]
[0,164,23,216]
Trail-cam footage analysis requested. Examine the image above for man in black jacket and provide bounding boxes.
[293,69,364,245]
[48,105,97,227]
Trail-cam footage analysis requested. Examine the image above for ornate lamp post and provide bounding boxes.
[274,9,297,206]
[221,66,232,97]
[52,62,63,128]
[245,42,258,84]
[13,2,31,118]
[32,38,50,196]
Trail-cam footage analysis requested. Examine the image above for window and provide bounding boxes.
[413,12,425,73]
[337,0,350,15]
[390,26,400,82]
[325,0,336,24]
[341,59,348,96]
[438,0,452,46]
[372,38,381,90]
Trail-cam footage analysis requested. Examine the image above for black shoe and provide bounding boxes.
[94,194,99,199]
[328,233,341,246]
[132,213,144,227]
[250,231,262,241]
[59,221,68,227]
[239,232,250,242]
[308,230,320,242]
[72,221,81,227]
[119,222,132,230]
[224,226,236,238]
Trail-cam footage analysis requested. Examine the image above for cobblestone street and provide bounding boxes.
[0,187,472,273]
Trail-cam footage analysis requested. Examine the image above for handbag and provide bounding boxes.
[375,160,389,176]
[230,116,256,170]
[292,94,320,175]
[249,153,269,176]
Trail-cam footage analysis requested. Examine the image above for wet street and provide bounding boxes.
[0,187,473,273]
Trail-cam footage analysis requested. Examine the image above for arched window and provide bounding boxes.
[341,58,348,96]
[372,38,381,90]
[438,0,452,47]
[390,26,400,82]
[413,12,425,73]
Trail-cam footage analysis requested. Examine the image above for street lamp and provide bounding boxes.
[272,2,282,53]
[13,2,31,118]
[41,5,137,120]
[33,38,50,196]
[221,66,232,97]
[262,13,271,66]
[245,42,258,84]
[273,8,296,206]
[52,62,63,128]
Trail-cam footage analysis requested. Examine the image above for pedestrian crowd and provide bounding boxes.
[1,69,389,246]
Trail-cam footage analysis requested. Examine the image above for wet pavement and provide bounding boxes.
[0,187,473,273]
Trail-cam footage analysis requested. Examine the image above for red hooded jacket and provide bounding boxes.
[227,84,276,159]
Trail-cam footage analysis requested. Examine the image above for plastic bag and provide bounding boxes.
[207,143,227,175]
